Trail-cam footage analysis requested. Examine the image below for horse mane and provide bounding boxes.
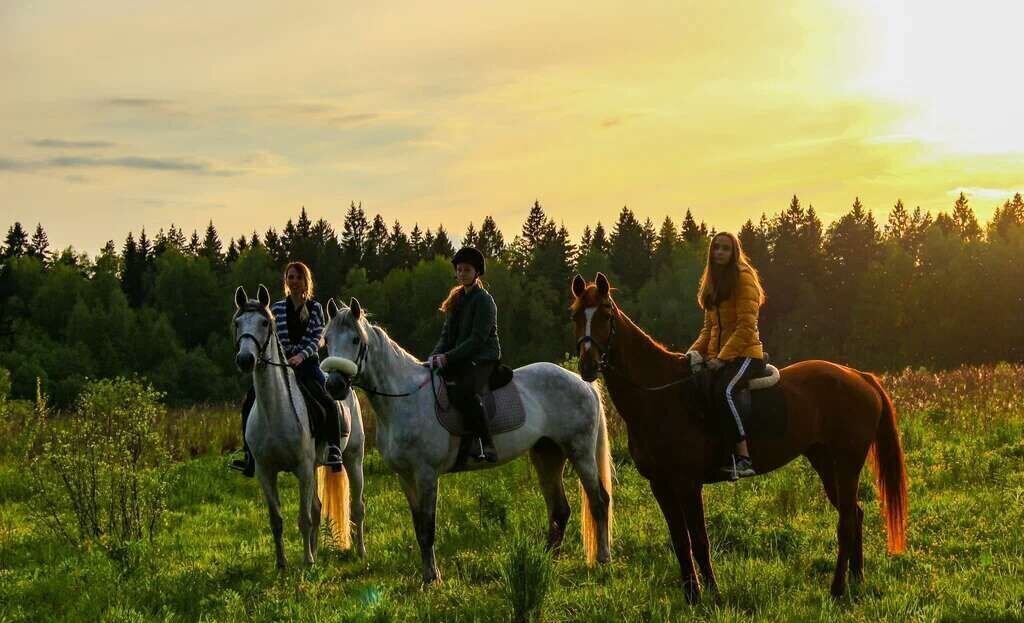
[572,286,688,364]
[336,306,423,365]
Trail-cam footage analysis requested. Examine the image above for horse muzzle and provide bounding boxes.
[235,352,256,373]
[325,371,352,400]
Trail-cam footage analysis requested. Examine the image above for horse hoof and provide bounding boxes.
[683,581,701,605]
[597,553,611,564]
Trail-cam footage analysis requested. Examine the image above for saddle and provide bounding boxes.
[684,352,787,441]
[434,367,525,437]
[294,375,348,444]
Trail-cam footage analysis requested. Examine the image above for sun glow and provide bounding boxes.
[849,0,1024,155]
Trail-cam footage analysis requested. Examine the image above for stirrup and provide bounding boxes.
[472,438,498,463]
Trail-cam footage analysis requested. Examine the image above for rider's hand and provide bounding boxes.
[288,353,305,367]
[430,354,447,369]
[707,358,724,370]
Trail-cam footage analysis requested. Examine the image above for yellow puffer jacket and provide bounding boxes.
[688,266,764,361]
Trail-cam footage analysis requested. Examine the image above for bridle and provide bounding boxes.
[234,304,301,428]
[576,303,694,392]
[333,322,435,402]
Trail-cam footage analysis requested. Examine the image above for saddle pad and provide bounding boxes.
[434,379,527,436]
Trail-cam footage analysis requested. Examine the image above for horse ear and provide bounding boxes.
[257,284,271,307]
[595,272,610,297]
[326,297,339,320]
[571,274,586,299]
[234,285,248,309]
[350,297,362,320]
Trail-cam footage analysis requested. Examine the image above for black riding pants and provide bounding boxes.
[443,360,496,438]
[712,357,766,443]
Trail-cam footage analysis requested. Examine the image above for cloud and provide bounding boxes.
[103,97,174,108]
[0,155,242,176]
[328,113,380,127]
[31,138,116,149]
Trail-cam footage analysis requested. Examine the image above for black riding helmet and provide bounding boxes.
[452,246,485,276]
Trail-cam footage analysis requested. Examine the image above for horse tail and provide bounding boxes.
[317,464,351,550]
[580,382,613,564]
[861,372,908,554]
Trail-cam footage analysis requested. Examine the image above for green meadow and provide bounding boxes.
[2,365,1023,623]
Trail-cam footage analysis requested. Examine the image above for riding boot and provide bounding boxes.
[468,395,497,463]
[314,383,347,474]
[230,386,256,478]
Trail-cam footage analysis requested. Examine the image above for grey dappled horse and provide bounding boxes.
[233,285,367,567]
[320,297,612,585]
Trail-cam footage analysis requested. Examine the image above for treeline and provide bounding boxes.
[1,193,1022,406]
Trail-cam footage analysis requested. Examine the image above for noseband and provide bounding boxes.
[576,310,617,372]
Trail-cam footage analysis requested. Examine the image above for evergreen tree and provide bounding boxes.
[463,222,478,249]
[385,220,413,270]
[590,222,609,254]
[410,224,425,262]
[430,225,455,259]
[28,223,50,264]
[680,209,703,244]
[521,200,547,252]
[263,227,287,264]
[580,226,593,250]
[653,216,678,272]
[364,214,389,280]
[2,222,29,259]
[477,216,505,258]
[341,201,368,269]
[738,215,769,268]
[951,192,982,243]
[200,221,223,267]
[225,238,240,264]
[609,206,652,292]
[187,230,201,256]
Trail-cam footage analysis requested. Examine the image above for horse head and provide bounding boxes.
[570,272,616,382]
[233,284,273,373]
[322,297,369,400]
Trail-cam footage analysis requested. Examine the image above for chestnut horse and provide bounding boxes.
[570,273,907,601]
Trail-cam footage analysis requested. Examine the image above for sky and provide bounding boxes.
[2,0,1023,253]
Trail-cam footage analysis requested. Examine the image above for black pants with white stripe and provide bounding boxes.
[712,357,766,444]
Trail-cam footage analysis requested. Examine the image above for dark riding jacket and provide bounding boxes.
[431,285,501,364]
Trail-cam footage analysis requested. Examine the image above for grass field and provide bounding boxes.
[2,365,1023,622]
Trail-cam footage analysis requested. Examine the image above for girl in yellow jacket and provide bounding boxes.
[688,231,766,480]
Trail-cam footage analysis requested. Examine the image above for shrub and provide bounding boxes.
[25,377,171,553]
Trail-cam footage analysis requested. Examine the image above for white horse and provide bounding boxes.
[232,285,367,567]
[320,297,612,584]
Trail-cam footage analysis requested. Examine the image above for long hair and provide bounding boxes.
[439,277,484,314]
[697,232,765,310]
[283,261,315,301]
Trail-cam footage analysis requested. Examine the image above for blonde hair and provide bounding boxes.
[439,277,484,313]
[284,261,315,301]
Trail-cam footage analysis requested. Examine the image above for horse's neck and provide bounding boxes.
[605,310,688,419]
[361,325,429,424]
[252,336,302,434]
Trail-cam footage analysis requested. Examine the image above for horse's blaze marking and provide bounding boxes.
[583,307,597,352]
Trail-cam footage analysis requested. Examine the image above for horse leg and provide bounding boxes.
[568,443,611,564]
[680,483,717,593]
[530,440,570,554]
[651,478,700,603]
[257,467,287,569]
[414,471,442,585]
[297,467,317,566]
[344,446,367,558]
[830,464,863,598]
